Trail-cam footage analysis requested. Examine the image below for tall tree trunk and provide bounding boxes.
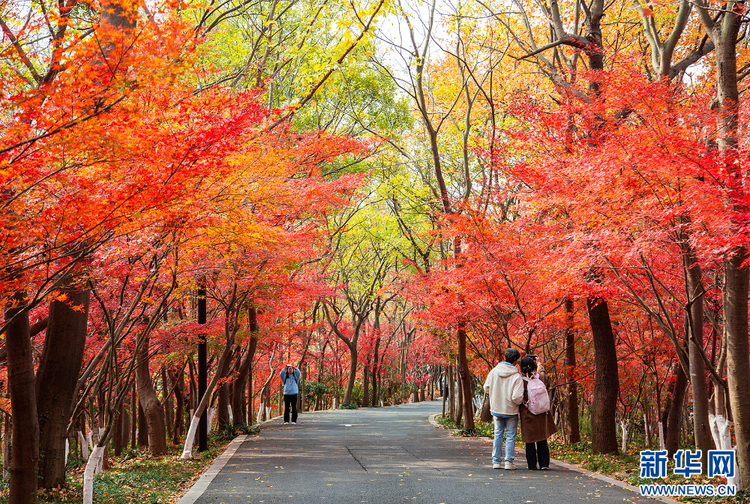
[169,366,185,445]
[232,308,258,426]
[114,404,124,456]
[564,297,580,443]
[372,315,382,405]
[457,326,474,430]
[725,252,749,485]
[130,385,136,449]
[448,365,455,420]
[661,361,688,457]
[136,335,167,455]
[6,292,39,504]
[162,367,173,441]
[684,255,714,470]
[363,359,370,408]
[343,346,358,405]
[455,364,464,426]
[247,359,255,425]
[217,383,230,429]
[693,0,749,486]
[587,296,619,454]
[36,288,90,489]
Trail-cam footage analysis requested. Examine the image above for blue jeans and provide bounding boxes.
[492,414,518,464]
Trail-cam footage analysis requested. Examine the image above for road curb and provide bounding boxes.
[427,414,678,504]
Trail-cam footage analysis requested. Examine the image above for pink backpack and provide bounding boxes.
[523,374,550,415]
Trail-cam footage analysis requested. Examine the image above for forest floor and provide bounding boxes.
[0,430,242,504]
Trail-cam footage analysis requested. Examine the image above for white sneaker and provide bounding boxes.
[284,422,289,424]
[504,462,517,470]
[292,422,297,425]
[492,463,502,469]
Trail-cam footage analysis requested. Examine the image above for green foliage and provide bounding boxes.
[305,380,331,403]
[340,402,359,409]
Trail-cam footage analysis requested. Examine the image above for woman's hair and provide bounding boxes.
[520,356,537,375]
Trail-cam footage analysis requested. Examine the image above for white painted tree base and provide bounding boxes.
[180,415,200,460]
[83,446,104,504]
[78,431,89,461]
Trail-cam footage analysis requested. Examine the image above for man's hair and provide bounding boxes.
[504,348,521,363]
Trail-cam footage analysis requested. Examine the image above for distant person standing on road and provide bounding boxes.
[280,364,301,424]
[519,355,557,470]
[483,348,524,470]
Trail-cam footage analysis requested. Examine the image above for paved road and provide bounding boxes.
[187,401,664,504]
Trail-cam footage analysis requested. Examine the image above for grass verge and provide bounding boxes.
[0,425,260,504]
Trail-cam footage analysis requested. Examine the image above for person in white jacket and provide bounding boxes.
[483,348,524,470]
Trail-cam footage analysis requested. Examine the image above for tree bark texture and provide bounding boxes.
[661,361,688,457]
[457,327,474,430]
[36,288,90,489]
[343,346,358,405]
[724,251,750,487]
[362,360,370,407]
[217,383,230,429]
[231,309,258,426]
[708,6,749,486]
[684,256,714,470]
[587,297,619,454]
[136,335,167,455]
[448,365,455,420]
[169,367,185,444]
[6,293,39,504]
[564,297,580,443]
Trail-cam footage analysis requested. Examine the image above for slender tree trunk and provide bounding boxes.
[372,336,381,405]
[247,360,254,424]
[136,334,167,454]
[363,359,370,408]
[455,366,463,426]
[343,346,358,405]
[684,255,714,470]
[121,405,131,453]
[448,365,455,420]
[170,367,185,445]
[36,288,90,489]
[564,297,580,443]
[587,296,619,454]
[457,326,474,430]
[232,309,258,426]
[661,361,688,457]
[130,385,137,449]
[162,367,173,441]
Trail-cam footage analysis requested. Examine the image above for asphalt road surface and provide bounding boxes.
[187,400,666,504]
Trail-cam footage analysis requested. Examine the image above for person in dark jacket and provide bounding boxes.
[279,364,301,424]
[519,355,558,470]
